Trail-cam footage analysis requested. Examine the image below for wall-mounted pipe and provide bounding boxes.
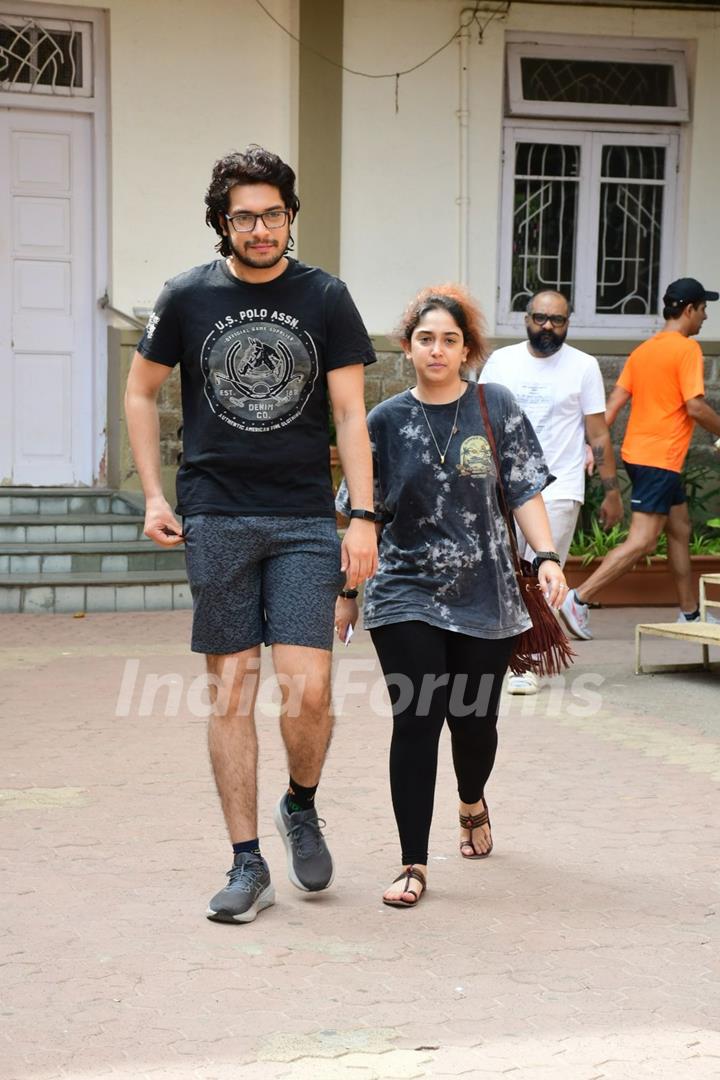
[457,17,471,285]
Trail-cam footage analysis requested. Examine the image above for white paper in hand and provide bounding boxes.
[343,623,354,647]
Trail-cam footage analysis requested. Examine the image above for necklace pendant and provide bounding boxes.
[440,455,445,465]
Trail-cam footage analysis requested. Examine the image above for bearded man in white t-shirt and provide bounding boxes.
[480,289,623,692]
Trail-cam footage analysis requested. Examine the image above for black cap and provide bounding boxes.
[663,277,719,306]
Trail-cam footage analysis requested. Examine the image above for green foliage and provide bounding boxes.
[569,520,629,565]
[570,516,720,562]
[689,532,720,555]
[680,459,720,526]
[576,459,720,537]
[575,470,632,535]
[573,460,720,561]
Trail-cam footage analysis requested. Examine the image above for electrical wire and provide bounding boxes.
[252,0,507,82]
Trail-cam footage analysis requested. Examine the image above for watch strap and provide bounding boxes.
[532,551,561,573]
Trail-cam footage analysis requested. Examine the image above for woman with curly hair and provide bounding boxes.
[336,285,566,908]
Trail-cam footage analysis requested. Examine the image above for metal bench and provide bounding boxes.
[635,574,720,674]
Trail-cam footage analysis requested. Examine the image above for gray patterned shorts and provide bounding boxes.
[183,515,344,655]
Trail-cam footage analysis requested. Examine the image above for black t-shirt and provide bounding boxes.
[137,258,376,517]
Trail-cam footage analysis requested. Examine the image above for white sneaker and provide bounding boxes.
[507,671,542,695]
[558,588,593,640]
[676,609,720,624]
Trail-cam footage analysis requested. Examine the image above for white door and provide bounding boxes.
[0,108,94,486]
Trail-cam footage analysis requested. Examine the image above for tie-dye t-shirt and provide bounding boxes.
[337,382,552,639]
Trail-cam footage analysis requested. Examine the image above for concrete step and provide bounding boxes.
[0,541,185,575]
[0,488,143,517]
[0,570,191,614]
[0,515,146,544]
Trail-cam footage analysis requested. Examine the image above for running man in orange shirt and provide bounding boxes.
[559,278,720,640]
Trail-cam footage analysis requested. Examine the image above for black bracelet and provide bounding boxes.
[338,588,359,600]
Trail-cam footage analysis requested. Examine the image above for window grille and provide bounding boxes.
[596,145,665,316]
[520,59,676,109]
[507,40,688,122]
[498,128,677,334]
[511,142,579,312]
[0,14,92,95]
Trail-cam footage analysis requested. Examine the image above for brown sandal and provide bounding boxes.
[382,864,427,908]
[459,804,492,860]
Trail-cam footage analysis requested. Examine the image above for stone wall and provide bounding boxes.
[368,344,720,467]
[591,350,720,468]
[113,329,720,510]
[112,329,182,503]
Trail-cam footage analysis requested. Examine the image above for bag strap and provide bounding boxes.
[476,384,524,576]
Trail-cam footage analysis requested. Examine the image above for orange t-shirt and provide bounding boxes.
[617,331,704,473]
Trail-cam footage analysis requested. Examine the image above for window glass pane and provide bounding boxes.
[511,142,579,312]
[521,59,676,108]
[0,20,83,90]
[596,146,665,315]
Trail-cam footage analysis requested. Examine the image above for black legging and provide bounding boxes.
[370,621,516,865]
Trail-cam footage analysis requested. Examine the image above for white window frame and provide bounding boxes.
[506,34,689,123]
[497,120,679,337]
[0,11,93,97]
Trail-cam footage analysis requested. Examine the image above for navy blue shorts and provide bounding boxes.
[183,515,344,655]
[624,462,686,515]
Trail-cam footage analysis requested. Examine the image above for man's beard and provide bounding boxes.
[229,236,285,270]
[526,326,567,356]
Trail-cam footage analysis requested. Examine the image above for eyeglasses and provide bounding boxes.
[226,209,291,233]
[528,312,569,328]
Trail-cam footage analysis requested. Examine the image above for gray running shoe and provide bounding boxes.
[206,852,275,923]
[274,795,334,892]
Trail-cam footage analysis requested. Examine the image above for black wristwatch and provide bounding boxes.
[531,551,561,573]
[349,508,377,522]
[338,588,359,600]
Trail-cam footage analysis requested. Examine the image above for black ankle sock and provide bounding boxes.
[232,839,261,857]
[681,608,700,620]
[287,777,317,813]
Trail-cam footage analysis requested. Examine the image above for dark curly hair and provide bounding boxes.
[205,145,300,257]
[397,284,489,372]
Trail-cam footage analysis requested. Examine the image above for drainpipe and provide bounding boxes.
[457,14,471,285]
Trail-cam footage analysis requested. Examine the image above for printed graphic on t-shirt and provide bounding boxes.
[518,381,553,428]
[145,311,160,340]
[458,436,493,477]
[201,310,319,432]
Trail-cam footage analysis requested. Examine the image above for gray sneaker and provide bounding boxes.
[206,852,275,923]
[273,794,334,892]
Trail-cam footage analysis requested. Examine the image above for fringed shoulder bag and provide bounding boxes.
[477,385,575,678]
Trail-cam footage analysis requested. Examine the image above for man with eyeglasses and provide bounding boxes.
[125,146,377,923]
[480,289,622,692]
[559,277,720,640]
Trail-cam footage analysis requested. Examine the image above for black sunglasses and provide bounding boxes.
[528,312,568,328]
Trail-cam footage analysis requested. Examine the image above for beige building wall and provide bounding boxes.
[341,0,460,336]
[43,0,298,316]
[341,1,720,338]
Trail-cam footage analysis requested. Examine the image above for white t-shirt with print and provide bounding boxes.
[479,341,606,502]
